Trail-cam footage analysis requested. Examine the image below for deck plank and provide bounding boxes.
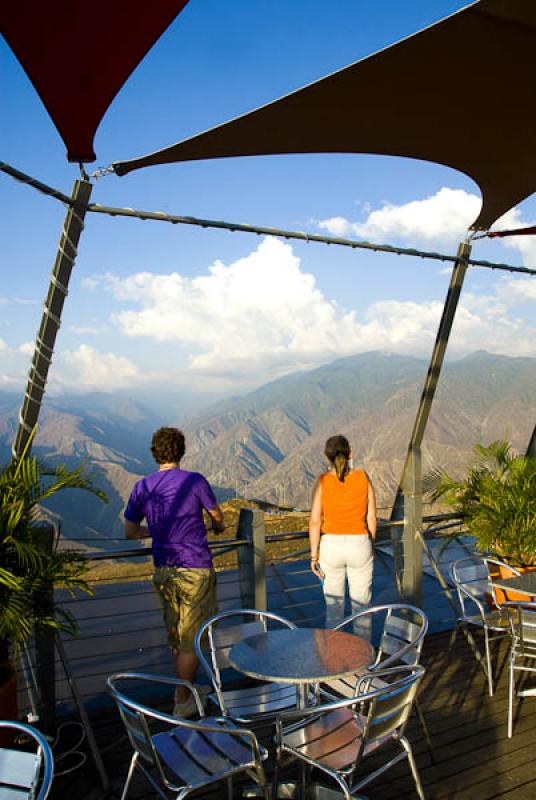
[49,626,536,800]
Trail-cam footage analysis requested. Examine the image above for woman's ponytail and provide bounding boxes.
[324,434,351,482]
[333,452,348,482]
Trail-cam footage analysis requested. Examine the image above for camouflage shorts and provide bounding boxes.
[153,566,217,652]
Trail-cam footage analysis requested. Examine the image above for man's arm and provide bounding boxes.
[207,505,225,534]
[125,520,151,540]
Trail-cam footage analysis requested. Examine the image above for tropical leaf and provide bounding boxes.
[0,427,107,646]
[425,441,536,566]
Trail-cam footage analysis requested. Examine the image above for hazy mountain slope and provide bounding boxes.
[183,352,536,509]
[0,392,158,549]
[0,351,534,547]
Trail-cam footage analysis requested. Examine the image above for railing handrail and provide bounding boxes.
[77,510,463,560]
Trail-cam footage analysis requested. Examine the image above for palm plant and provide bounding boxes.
[426,440,536,566]
[0,435,107,659]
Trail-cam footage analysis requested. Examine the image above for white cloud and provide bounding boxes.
[318,187,527,251]
[50,345,147,393]
[91,237,535,388]
[69,324,108,335]
[0,338,7,351]
[81,276,101,290]
[18,341,34,355]
[318,188,481,246]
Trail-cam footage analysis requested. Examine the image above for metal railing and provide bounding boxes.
[15,507,470,731]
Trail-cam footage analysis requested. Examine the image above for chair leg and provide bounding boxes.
[508,653,515,738]
[460,623,493,695]
[400,736,426,800]
[415,697,435,763]
[448,622,458,652]
[271,758,281,800]
[483,627,494,696]
[121,753,138,800]
[226,776,233,800]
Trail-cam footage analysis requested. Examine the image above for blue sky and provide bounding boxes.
[1,0,535,406]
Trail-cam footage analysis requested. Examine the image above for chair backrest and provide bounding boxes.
[503,602,536,657]
[107,672,262,795]
[0,721,54,800]
[302,666,424,770]
[360,665,425,750]
[484,557,522,607]
[377,605,428,668]
[334,603,428,668]
[194,609,297,689]
[451,556,489,617]
[107,675,163,775]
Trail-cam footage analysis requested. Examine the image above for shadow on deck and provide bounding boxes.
[52,629,536,800]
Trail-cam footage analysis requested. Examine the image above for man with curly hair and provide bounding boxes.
[124,426,225,717]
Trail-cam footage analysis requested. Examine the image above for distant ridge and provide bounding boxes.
[0,351,534,547]
[182,351,536,512]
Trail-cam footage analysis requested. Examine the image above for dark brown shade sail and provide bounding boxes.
[113,0,536,231]
[1,0,190,162]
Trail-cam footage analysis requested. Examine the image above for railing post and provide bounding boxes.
[401,447,423,607]
[237,508,267,610]
[34,523,56,734]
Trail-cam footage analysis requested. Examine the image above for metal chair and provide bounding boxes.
[450,556,511,695]
[107,672,269,800]
[484,557,522,607]
[273,664,426,800]
[502,602,536,737]
[0,720,54,800]
[194,609,298,723]
[321,603,433,758]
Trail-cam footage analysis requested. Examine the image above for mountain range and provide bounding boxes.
[0,351,534,549]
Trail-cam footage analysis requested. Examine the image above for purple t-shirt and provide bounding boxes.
[124,468,218,568]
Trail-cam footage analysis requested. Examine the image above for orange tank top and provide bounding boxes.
[320,469,369,535]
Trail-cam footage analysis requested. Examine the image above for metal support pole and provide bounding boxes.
[391,238,472,521]
[237,508,267,610]
[13,179,92,458]
[401,447,423,606]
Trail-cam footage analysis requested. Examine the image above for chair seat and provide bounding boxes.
[321,670,367,699]
[282,707,389,774]
[154,716,268,788]
[0,749,40,790]
[217,682,297,720]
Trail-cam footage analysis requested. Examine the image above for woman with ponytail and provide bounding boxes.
[309,434,376,636]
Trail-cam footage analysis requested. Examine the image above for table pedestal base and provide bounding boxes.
[243,782,368,799]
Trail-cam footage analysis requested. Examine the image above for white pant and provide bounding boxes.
[319,534,373,638]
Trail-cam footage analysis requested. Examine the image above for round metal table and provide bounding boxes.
[229,627,374,686]
[232,628,375,800]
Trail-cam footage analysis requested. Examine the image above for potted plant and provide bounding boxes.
[0,434,107,727]
[426,440,536,601]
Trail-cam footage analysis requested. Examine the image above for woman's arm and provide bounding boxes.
[366,478,377,541]
[309,478,324,577]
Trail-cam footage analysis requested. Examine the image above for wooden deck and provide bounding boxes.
[49,626,536,800]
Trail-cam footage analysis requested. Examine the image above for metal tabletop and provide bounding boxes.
[228,627,374,684]
[492,572,536,598]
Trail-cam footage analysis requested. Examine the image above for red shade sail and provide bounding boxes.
[113,0,536,231]
[1,0,189,162]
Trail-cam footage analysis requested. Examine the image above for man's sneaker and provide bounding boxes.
[173,694,199,719]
